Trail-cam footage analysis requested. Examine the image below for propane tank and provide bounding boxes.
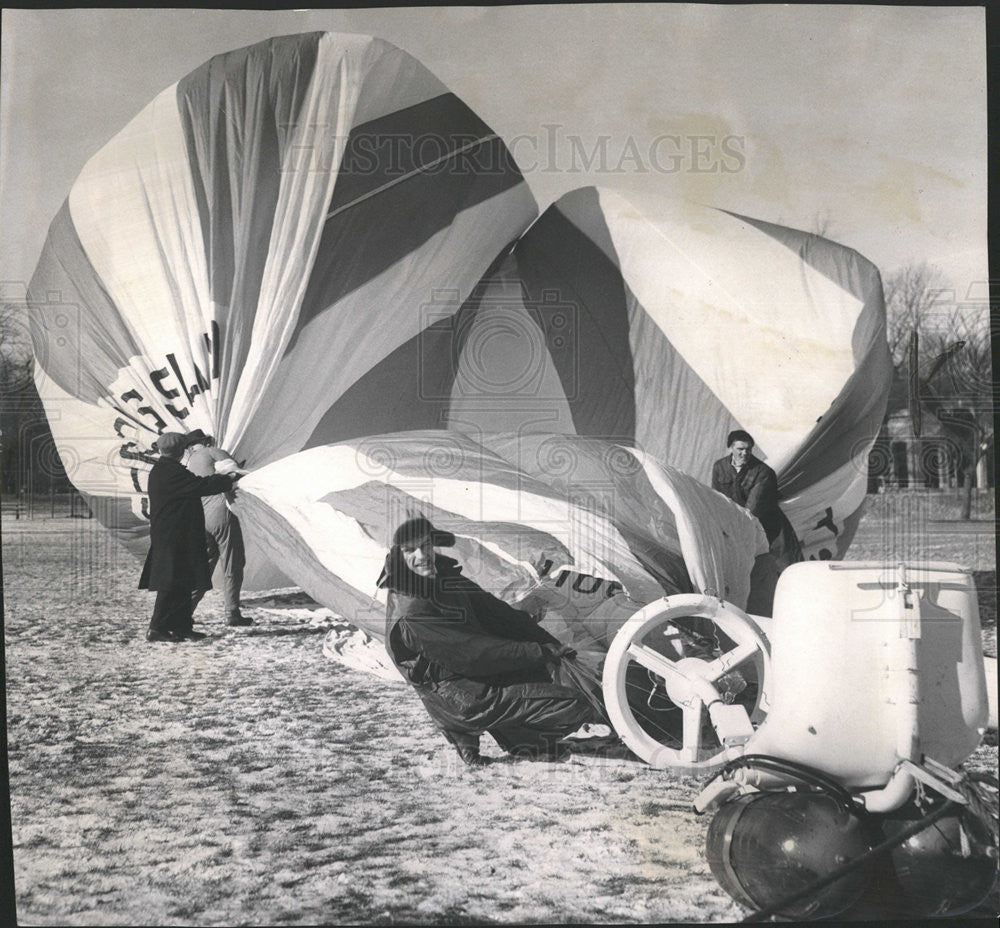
[883,797,999,917]
[746,561,988,795]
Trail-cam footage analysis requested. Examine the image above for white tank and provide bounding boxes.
[746,561,988,788]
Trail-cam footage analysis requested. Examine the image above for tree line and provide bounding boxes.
[0,300,70,495]
[878,262,994,517]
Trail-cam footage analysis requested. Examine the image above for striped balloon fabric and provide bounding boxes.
[27,32,893,605]
[27,32,537,559]
[298,186,892,565]
[234,430,768,650]
[418,187,891,562]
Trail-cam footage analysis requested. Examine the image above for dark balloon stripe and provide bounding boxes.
[482,432,690,595]
[303,313,458,447]
[176,32,321,307]
[237,491,386,637]
[303,244,513,449]
[323,429,650,547]
[621,278,743,482]
[27,201,139,404]
[340,429,555,503]
[324,92,501,213]
[512,189,637,443]
[287,93,526,354]
[321,481,575,583]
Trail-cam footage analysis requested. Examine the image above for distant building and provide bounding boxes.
[868,370,994,491]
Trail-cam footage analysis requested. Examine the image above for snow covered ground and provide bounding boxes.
[3,491,997,923]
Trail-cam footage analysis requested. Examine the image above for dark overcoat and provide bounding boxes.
[381,553,589,739]
[138,457,233,591]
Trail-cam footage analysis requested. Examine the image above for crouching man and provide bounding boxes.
[378,517,595,767]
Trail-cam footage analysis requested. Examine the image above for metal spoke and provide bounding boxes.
[682,700,705,761]
[627,642,681,682]
[702,639,759,682]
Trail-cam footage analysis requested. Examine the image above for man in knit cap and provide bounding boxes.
[378,516,595,766]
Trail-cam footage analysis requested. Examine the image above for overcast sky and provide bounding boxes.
[0,5,988,305]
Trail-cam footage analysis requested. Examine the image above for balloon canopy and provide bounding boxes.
[233,429,770,652]
[436,187,892,561]
[299,185,892,563]
[27,32,893,611]
[27,31,537,562]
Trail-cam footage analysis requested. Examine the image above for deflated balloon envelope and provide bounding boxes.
[27,31,537,581]
[28,32,892,613]
[438,187,893,564]
[234,428,769,658]
[251,186,892,635]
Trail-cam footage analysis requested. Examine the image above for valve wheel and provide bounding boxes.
[602,594,771,771]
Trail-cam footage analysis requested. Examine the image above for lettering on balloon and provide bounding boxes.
[536,558,624,599]
[109,322,221,520]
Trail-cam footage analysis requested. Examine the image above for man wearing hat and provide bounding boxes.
[184,430,251,626]
[378,516,595,766]
[139,431,241,642]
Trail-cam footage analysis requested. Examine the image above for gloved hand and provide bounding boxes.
[543,642,577,662]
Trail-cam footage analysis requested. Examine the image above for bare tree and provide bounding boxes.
[883,262,951,366]
[920,304,994,518]
[1,301,47,494]
[0,300,34,394]
[877,263,994,515]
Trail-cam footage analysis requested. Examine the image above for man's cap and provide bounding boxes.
[152,432,191,455]
[391,516,455,548]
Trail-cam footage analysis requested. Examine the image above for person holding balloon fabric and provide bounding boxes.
[711,430,803,569]
[184,430,252,626]
[139,432,240,642]
[378,517,594,766]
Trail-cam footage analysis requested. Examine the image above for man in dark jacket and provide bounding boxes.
[711,430,803,570]
[139,431,239,642]
[379,517,595,767]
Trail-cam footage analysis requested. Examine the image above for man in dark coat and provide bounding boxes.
[139,431,239,642]
[379,517,596,767]
[711,429,803,570]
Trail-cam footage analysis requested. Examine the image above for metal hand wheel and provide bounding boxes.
[602,594,771,771]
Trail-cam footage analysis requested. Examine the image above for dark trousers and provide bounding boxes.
[149,586,194,636]
[420,680,595,757]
